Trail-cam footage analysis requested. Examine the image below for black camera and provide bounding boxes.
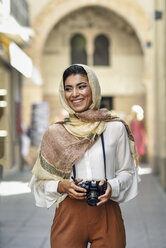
[76,180,107,206]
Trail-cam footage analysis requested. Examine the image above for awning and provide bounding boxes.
[0,16,34,44]
[0,36,42,84]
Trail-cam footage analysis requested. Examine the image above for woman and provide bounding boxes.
[130,110,146,163]
[30,64,139,248]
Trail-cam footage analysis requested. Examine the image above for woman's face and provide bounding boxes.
[64,74,92,113]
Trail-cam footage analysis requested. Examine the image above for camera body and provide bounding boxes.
[76,180,107,206]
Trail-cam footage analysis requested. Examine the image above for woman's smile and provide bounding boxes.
[64,74,92,113]
[72,99,83,104]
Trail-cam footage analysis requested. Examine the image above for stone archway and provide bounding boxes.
[41,5,145,122]
[27,0,150,67]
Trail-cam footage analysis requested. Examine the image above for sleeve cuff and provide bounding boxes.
[45,180,61,196]
[108,178,120,198]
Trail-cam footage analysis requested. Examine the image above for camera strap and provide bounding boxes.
[101,132,107,182]
[72,132,107,182]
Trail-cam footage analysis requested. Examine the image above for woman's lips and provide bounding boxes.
[71,99,84,105]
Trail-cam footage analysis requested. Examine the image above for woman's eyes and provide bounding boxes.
[64,85,87,91]
[79,85,86,89]
[64,87,72,92]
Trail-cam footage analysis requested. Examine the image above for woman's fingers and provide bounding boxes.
[69,188,86,196]
[97,198,107,206]
[99,179,105,186]
[97,182,112,206]
[70,181,87,192]
[68,191,86,199]
[67,180,87,199]
[97,192,109,206]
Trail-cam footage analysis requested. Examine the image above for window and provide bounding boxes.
[71,34,87,65]
[101,97,113,110]
[93,35,109,66]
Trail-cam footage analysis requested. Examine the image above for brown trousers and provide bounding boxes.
[51,197,126,248]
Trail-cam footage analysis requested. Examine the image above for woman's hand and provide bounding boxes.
[57,179,87,200]
[97,180,112,206]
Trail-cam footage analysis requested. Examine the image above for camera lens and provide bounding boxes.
[87,191,99,206]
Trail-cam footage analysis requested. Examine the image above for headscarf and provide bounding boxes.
[32,64,138,203]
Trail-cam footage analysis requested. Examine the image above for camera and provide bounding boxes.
[76,180,107,206]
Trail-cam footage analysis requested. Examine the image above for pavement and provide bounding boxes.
[0,164,166,248]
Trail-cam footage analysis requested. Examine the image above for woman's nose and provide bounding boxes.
[72,88,79,97]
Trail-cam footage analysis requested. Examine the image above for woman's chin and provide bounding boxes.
[70,105,89,113]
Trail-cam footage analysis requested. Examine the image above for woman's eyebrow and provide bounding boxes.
[77,82,88,86]
[65,82,88,87]
[64,84,72,88]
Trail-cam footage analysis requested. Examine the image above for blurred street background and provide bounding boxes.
[0,0,166,247]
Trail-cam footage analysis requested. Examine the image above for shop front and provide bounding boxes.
[0,35,32,177]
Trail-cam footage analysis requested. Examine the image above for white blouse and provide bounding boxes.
[30,121,139,208]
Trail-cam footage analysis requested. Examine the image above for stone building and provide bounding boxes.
[24,0,166,190]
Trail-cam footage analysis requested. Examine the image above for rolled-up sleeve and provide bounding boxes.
[108,124,138,203]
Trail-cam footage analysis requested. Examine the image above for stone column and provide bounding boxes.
[158,0,166,190]
[86,34,94,66]
[153,0,166,190]
[152,0,160,173]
